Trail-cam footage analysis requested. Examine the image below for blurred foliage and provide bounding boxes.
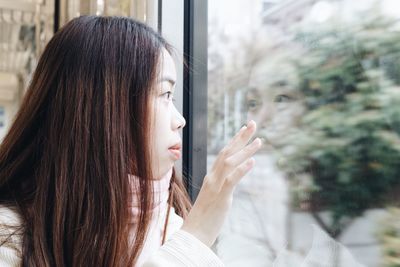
[377,207,400,267]
[283,15,400,236]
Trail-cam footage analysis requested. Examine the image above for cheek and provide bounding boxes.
[152,110,171,145]
[248,111,261,123]
[278,104,303,121]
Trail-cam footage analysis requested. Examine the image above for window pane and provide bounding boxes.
[0,0,54,141]
[208,1,400,266]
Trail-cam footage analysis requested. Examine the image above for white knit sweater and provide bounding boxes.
[0,205,224,267]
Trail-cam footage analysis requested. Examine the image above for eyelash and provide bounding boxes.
[163,91,176,102]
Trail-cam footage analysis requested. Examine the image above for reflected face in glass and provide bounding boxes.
[245,79,304,151]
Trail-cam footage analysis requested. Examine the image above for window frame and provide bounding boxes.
[182,0,208,202]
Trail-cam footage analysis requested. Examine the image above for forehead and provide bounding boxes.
[160,48,177,79]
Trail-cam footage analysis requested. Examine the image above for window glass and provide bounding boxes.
[0,0,54,141]
[208,1,400,266]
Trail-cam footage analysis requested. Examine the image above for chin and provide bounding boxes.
[157,163,174,176]
[168,162,175,170]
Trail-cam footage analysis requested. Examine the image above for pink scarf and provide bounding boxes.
[128,168,173,266]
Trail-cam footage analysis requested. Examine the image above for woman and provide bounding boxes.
[0,16,261,266]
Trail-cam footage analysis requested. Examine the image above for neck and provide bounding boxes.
[128,167,173,223]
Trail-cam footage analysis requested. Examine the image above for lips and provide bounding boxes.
[169,149,181,160]
[169,144,181,150]
[169,142,182,160]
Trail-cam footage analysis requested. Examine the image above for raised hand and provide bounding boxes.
[181,120,261,247]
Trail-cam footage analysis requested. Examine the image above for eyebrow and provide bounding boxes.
[160,76,176,87]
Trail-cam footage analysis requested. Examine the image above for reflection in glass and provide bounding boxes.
[208,0,400,266]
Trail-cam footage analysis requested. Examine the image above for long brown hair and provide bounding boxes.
[0,16,191,266]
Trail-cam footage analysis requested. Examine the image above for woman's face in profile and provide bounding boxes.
[245,71,305,152]
[149,49,186,179]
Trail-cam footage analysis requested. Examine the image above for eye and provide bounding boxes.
[247,99,259,110]
[163,91,175,102]
[276,81,288,87]
[274,94,294,103]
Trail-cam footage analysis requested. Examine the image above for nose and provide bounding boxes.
[251,102,275,130]
[172,105,186,130]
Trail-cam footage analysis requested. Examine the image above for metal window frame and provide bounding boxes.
[157,0,162,32]
[182,0,207,202]
[54,0,59,32]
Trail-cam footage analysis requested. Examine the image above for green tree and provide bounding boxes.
[284,15,400,238]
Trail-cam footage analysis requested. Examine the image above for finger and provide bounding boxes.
[219,137,261,175]
[225,120,257,156]
[227,124,248,146]
[222,157,255,194]
[210,121,256,173]
[228,120,256,147]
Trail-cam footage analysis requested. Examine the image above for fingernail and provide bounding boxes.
[247,157,255,167]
